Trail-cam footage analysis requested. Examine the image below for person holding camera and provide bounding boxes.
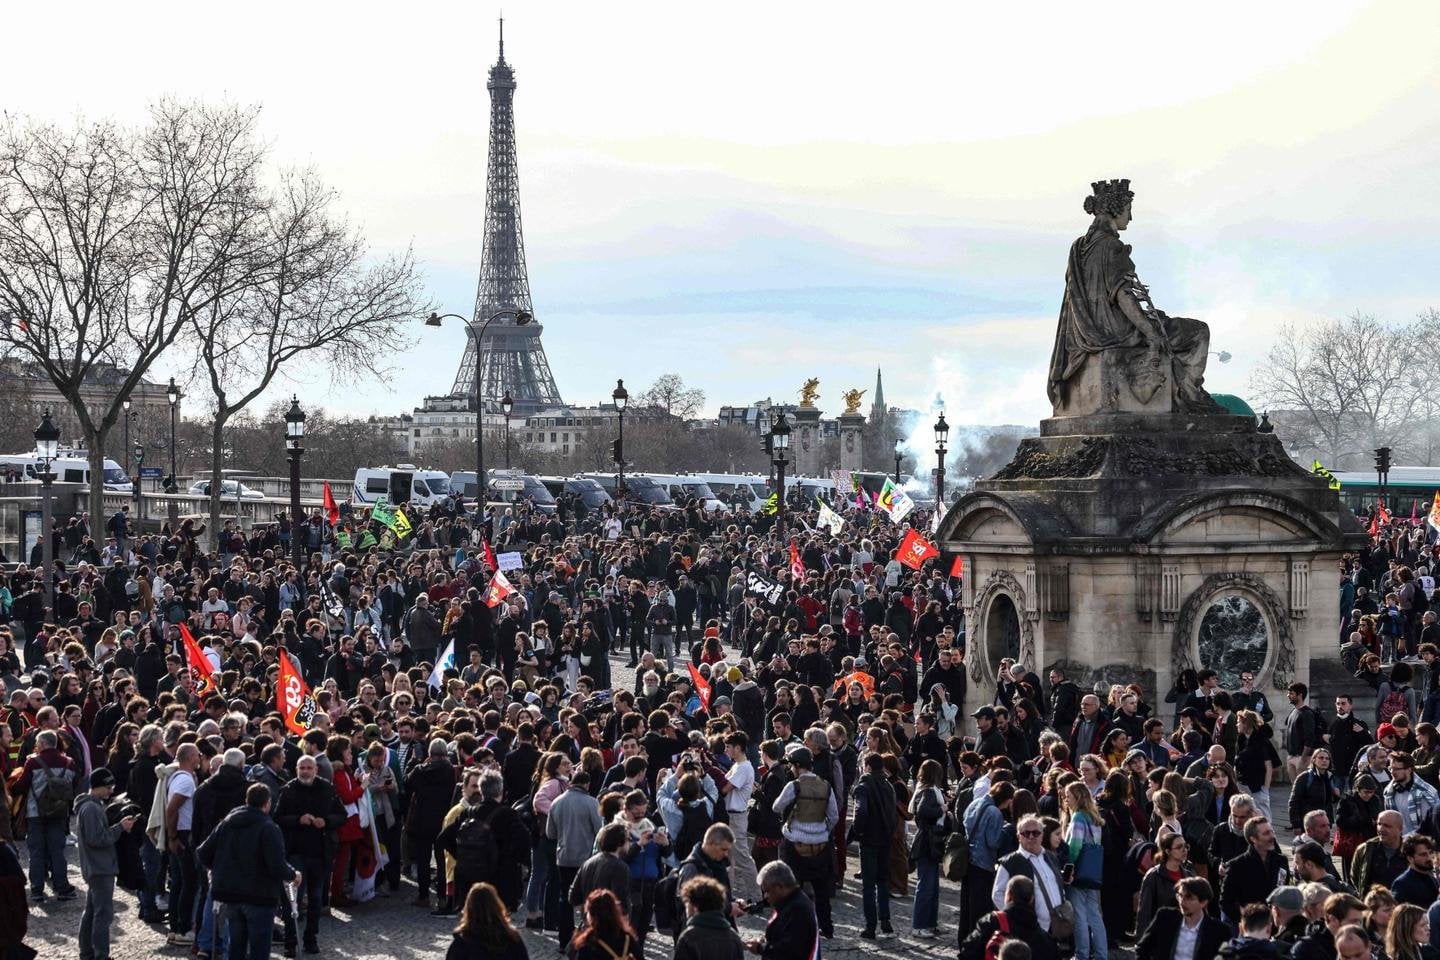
[74,767,136,960]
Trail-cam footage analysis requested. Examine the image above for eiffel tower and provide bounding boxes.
[449,19,564,413]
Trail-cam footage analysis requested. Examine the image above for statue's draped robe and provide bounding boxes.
[1047,221,1213,410]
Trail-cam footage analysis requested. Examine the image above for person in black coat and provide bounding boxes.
[959,876,1060,960]
[1136,878,1229,960]
[435,771,528,912]
[444,881,530,960]
[849,753,897,937]
[405,740,459,908]
[272,756,345,953]
[196,784,297,959]
[1219,817,1291,926]
[746,861,818,960]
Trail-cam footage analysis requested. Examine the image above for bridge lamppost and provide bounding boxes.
[769,414,791,537]
[612,379,628,495]
[285,396,306,570]
[501,390,515,469]
[426,309,532,529]
[166,378,180,491]
[893,440,903,486]
[34,411,60,615]
[934,411,949,507]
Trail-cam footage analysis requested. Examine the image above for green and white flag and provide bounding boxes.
[370,498,397,529]
[816,498,845,535]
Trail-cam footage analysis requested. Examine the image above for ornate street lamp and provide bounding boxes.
[612,379,629,495]
[893,439,903,485]
[166,378,180,491]
[770,414,791,536]
[284,396,306,569]
[934,411,950,506]
[34,411,60,614]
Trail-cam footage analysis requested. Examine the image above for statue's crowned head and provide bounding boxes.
[1084,179,1134,220]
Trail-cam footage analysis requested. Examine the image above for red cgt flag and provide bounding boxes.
[897,529,939,570]
[482,538,498,572]
[484,569,514,608]
[687,662,712,711]
[790,540,804,582]
[322,481,341,526]
[178,623,216,697]
[950,555,964,579]
[277,650,317,735]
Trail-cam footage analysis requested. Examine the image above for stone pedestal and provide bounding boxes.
[838,412,866,473]
[938,410,1365,709]
[791,406,821,478]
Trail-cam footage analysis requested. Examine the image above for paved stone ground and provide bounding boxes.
[26,650,1280,959]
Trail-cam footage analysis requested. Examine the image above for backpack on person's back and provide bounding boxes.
[453,805,500,881]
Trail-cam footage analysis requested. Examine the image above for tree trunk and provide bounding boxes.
[85,427,108,545]
[209,415,227,549]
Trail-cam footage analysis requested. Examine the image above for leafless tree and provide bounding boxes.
[1250,313,1420,469]
[637,374,705,420]
[187,167,427,534]
[0,101,270,538]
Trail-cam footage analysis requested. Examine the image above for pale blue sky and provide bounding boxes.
[5,0,1439,435]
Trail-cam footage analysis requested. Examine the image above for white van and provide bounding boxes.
[687,473,769,511]
[451,470,557,514]
[351,465,452,509]
[0,450,132,492]
[647,474,727,513]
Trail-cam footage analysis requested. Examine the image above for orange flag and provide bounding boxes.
[277,650,317,735]
[897,529,939,570]
[179,623,216,698]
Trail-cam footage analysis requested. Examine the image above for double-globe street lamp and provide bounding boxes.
[426,309,532,530]
[34,411,60,614]
[769,414,791,536]
[934,411,950,506]
[612,379,628,495]
[285,397,306,569]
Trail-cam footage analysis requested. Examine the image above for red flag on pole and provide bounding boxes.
[322,481,341,526]
[950,555,964,579]
[484,570,514,608]
[897,529,940,570]
[482,538,498,572]
[179,623,216,697]
[276,650,317,735]
[687,662,712,711]
[790,540,804,582]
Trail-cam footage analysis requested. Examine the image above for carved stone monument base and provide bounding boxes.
[1053,348,1173,418]
[938,409,1364,708]
[790,407,821,479]
[838,412,866,474]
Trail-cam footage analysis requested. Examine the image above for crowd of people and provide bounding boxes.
[0,486,1435,960]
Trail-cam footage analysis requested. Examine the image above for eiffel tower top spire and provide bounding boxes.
[446,20,564,411]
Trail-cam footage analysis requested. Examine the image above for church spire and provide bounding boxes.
[869,367,886,424]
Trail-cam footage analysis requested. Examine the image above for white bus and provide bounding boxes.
[351,465,452,509]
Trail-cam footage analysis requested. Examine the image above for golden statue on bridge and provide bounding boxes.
[799,378,820,407]
[842,388,866,414]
